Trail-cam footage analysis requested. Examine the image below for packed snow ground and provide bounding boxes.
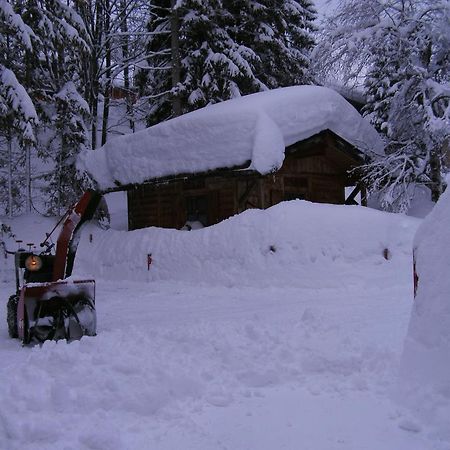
[0,201,447,449]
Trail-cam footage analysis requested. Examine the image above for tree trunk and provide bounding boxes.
[101,0,111,146]
[7,135,13,218]
[25,144,31,213]
[91,0,104,149]
[120,0,135,132]
[170,0,181,117]
[429,149,442,202]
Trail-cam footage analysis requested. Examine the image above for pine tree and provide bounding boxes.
[229,0,317,89]
[0,65,38,216]
[0,1,38,215]
[141,0,317,125]
[179,0,264,109]
[44,82,90,215]
[0,0,91,215]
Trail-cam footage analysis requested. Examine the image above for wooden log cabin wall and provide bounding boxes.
[127,130,366,230]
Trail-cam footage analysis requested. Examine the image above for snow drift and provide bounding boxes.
[78,86,384,191]
[75,201,417,288]
[2,200,436,450]
[398,184,450,439]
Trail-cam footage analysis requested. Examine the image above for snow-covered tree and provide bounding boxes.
[43,82,90,215]
[314,0,450,211]
[229,0,317,89]
[0,66,38,216]
[0,1,38,215]
[140,0,317,125]
[0,0,94,215]
[180,0,265,110]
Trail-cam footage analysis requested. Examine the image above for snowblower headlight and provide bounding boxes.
[25,255,43,272]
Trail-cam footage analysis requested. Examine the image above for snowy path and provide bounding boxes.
[0,278,440,450]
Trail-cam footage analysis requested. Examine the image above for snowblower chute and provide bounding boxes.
[7,190,102,345]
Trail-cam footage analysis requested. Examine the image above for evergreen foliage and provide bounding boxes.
[0,0,318,215]
[44,82,90,215]
[0,0,90,215]
[140,0,317,125]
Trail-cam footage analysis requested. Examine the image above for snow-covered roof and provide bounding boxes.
[78,85,384,191]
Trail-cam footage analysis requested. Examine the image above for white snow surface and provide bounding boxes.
[2,201,448,449]
[75,201,412,287]
[78,86,384,190]
[398,184,450,440]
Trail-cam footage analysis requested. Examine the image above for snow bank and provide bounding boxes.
[398,186,450,439]
[1,201,433,450]
[75,201,417,288]
[78,86,384,190]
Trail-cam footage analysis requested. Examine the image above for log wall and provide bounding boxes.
[127,131,362,230]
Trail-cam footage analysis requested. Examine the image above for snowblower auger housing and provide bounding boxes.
[6,190,102,345]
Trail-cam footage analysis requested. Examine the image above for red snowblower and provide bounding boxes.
[6,190,102,345]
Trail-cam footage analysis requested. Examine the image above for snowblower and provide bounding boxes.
[6,190,102,345]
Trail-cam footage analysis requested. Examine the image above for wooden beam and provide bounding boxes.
[258,179,265,208]
[238,180,257,211]
[101,161,255,195]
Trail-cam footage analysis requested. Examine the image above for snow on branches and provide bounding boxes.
[141,0,317,125]
[0,65,38,143]
[314,0,450,211]
[0,0,35,50]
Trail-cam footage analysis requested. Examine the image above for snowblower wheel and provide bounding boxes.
[7,295,19,338]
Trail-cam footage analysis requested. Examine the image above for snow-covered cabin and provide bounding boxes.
[78,86,384,230]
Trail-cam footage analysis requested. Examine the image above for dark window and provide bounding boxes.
[186,195,208,225]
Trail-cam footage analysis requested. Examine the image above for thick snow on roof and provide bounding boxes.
[78,85,384,190]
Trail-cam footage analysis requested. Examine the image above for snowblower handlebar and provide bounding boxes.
[53,190,102,281]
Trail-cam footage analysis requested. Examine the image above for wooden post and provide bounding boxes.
[258,178,265,209]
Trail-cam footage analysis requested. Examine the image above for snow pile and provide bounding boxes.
[75,201,417,287]
[78,86,384,190]
[398,185,450,439]
[1,201,437,449]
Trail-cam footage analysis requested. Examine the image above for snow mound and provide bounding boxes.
[398,186,450,439]
[1,201,434,450]
[75,201,418,287]
[78,86,384,190]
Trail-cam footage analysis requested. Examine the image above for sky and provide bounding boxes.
[314,0,337,17]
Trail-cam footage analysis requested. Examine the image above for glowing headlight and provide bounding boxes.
[25,255,43,271]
